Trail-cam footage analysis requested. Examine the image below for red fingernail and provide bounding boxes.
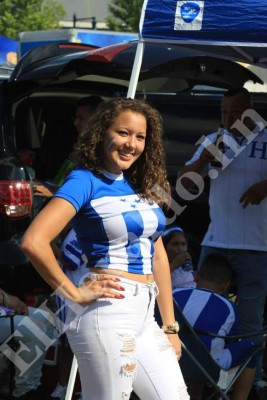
[120,286,125,291]
[115,294,125,299]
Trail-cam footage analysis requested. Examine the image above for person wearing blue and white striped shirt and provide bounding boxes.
[22,98,189,400]
[173,253,259,400]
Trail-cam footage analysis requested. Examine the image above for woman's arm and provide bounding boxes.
[21,197,124,305]
[153,237,176,325]
[153,237,181,357]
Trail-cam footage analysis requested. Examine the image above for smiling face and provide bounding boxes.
[102,110,147,174]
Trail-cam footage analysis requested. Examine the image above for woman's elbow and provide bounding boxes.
[20,233,40,258]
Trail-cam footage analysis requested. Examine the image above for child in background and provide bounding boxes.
[173,254,258,400]
[162,226,196,289]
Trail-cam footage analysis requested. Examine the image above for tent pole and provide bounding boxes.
[127,41,145,99]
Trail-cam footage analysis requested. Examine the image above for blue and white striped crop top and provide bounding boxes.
[54,168,166,274]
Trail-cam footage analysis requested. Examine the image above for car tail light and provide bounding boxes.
[0,180,32,217]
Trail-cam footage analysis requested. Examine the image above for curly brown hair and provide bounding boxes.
[71,97,170,205]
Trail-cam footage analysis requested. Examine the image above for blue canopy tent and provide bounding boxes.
[127,0,267,97]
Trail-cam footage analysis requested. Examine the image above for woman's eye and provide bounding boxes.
[119,131,128,136]
[137,135,146,140]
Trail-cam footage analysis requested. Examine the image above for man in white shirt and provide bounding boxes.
[178,87,267,392]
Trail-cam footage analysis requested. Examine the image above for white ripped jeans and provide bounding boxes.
[65,277,189,400]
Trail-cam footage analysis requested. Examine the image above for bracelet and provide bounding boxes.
[162,321,179,334]
[0,291,8,307]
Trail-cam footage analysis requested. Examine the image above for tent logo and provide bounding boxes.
[181,2,200,23]
[174,1,204,31]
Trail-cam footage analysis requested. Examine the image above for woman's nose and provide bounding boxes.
[126,136,136,149]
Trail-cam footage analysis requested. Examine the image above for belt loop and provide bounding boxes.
[153,283,159,297]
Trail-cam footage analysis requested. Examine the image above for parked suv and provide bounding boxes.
[0,41,266,297]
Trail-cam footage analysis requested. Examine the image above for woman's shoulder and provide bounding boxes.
[55,168,97,210]
[67,167,97,181]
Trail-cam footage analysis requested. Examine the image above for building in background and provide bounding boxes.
[58,0,110,29]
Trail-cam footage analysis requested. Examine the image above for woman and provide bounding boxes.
[21,98,189,400]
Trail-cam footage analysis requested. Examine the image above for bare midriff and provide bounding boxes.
[89,267,154,284]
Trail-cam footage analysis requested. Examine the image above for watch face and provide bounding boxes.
[173,322,179,332]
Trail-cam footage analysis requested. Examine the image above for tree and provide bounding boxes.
[106,0,143,32]
[0,0,66,40]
